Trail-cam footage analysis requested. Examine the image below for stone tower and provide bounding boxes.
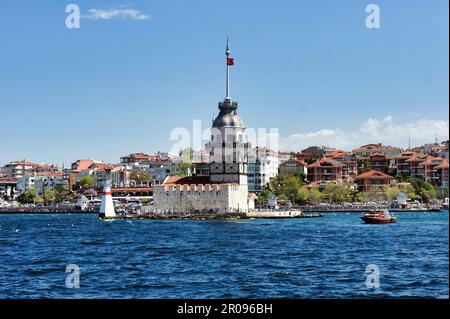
[206,38,250,185]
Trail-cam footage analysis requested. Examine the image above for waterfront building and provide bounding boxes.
[33,172,67,196]
[153,40,253,213]
[368,153,391,174]
[70,161,112,189]
[71,159,102,172]
[247,147,279,193]
[16,172,67,196]
[277,152,292,165]
[17,175,37,194]
[110,164,128,188]
[354,170,395,192]
[0,177,17,199]
[406,153,432,179]
[352,143,402,159]
[120,152,171,165]
[113,153,177,187]
[323,150,358,180]
[32,164,61,175]
[419,157,449,187]
[393,151,419,176]
[434,160,449,195]
[307,158,344,182]
[278,157,308,176]
[2,160,37,179]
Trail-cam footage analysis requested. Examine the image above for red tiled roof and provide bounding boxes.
[405,154,431,162]
[324,150,351,157]
[355,170,394,180]
[35,172,63,177]
[308,158,344,168]
[279,158,307,167]
[435,161,449,170]
[72,160,96,171]
[369,152,388,158]
[9,161,36,166]
[393,151,418,159]
[420,157,447,167]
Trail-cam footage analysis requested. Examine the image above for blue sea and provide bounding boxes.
[0,211,448,298]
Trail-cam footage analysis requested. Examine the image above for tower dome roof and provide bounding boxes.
[212,112,245,128]
[212,98,245,129]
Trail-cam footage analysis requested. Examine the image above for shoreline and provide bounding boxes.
[0,208,447,216]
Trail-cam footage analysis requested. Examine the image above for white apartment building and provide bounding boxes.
[247,147,279,193]
[17,173,68,195]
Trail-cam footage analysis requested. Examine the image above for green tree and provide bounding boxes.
[17,187,40,204]
[74,175,94,191]
[179,147,194,163]
[284,176,302,203]
[176,147,194,177]
[409,177,425,195]
[54,184,73,203]
[353,191,368,203]
[308,187,324,203]
[440,187,449,199]
[130,169,151,186]
[43,188,55,203]
[397,183,416,200]
[256,184,272,205]
[297,187,310,204]
[322,183,353,203]
[420,182,436,202]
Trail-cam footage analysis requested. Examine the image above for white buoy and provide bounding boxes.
[99,181,116,218]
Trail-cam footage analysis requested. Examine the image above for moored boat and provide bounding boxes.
[361,209,396,224]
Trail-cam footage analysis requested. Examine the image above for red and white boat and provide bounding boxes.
[361,209,397,224]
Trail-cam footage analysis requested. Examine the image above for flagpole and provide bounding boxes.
[226,36,230,99]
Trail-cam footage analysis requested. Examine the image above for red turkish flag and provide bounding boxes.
[227,57,234,66]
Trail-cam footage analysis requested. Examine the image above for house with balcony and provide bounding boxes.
[17,172,68,196]
[368,153,391,174]
[247,147,279,193]
[352,143,402,159]
[323,150,358,180]
[405,154,432,179]
[278,158,307,176]
[393,151,418,177]
[307,158,344,182]
[435,160,449,194]
[355,170,395,192]
[2,160,37,179]
[419,157,449,187]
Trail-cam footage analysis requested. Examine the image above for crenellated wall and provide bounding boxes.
[153,183,250,214]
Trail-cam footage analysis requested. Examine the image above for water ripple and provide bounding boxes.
[0,211,448,298]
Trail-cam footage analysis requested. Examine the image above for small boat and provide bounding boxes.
[361,209,396,224]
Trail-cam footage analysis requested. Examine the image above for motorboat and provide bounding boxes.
[361,209,396,224]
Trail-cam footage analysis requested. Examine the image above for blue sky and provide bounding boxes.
[0,0,448,165]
